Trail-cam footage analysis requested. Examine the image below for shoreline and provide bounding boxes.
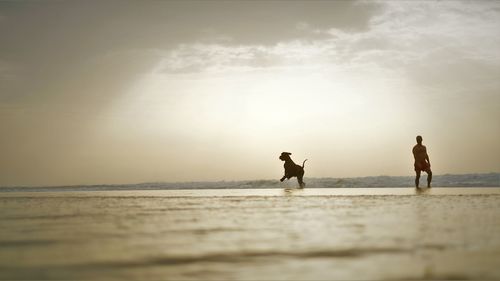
[1,187,500,197]
[1,172,498,190]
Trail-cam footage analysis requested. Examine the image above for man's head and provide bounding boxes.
[416,135,423,144]
[279,152,292,161]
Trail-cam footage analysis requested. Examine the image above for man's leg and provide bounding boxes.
[427,170,432,188]
[415,170,421,188]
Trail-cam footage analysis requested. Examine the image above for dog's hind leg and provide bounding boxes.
[297,173,305,188]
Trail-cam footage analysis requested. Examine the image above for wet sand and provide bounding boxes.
[1,188,500,280]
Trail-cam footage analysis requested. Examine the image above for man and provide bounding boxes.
[412,135,432,188]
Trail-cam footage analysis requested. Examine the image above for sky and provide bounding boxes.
[1,0,499,186]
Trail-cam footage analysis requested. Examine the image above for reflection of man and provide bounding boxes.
[412,135,432,188]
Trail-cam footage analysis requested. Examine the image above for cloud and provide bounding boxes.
[148,1,499,78]
[0,0,382,108]
[154,41,337,75]
[141,0,500,150]
[3,0,497,102]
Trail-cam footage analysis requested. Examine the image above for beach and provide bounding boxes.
[1,188,500,280]
[2,1,500,280]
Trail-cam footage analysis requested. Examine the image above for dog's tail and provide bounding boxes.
[302,159,308,168]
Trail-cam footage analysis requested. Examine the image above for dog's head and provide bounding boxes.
[279,152,292,161]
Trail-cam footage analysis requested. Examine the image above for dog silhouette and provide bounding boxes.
[279,152,307,188]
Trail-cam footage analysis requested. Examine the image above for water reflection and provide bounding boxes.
[283,188,304,196]
[415,187,431,195]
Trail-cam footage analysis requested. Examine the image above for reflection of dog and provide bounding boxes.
[279,152,307,188]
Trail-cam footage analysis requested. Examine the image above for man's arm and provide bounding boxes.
[424,146,430,165]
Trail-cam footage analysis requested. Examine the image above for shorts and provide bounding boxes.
[414,162,431,173]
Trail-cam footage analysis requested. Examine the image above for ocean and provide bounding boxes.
[1,173,499,192]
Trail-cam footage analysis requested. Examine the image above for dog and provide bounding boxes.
[279,152,307,188]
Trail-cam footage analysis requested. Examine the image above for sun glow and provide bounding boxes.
[101,56,421,179]
[110,61,413,144]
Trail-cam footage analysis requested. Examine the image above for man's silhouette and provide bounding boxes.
[412,135,432,188]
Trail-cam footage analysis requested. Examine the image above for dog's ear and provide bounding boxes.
[281,152,292,156]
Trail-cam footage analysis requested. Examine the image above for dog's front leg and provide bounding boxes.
[281,171,292,182]
[280,171,291,181]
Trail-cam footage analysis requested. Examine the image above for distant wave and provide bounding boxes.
[1,173,499,192]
